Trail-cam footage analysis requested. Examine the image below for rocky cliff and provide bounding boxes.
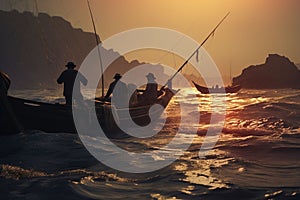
[0,10,155,89]
[233,54,300,89]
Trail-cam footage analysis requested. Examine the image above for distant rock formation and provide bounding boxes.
[0,10,95,89]
[0,10,169,89]
[233,54,300,89]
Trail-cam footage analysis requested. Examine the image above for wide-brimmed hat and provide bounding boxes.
[146,73,156,79]
[113,73,122,79]
[65,62,76,68]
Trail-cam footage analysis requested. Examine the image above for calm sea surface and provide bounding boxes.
[1,88,300,200]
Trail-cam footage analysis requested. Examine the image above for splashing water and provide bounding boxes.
[1,88,300,199]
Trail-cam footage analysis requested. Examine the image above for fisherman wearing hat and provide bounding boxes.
[57,61,88,105]
[104,73,129,108]
[139,73,163,105]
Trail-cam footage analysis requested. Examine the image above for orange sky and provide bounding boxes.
[1,0,300,81]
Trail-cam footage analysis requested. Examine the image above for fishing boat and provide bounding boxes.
[1,88,176,137]
[192,81,241,94]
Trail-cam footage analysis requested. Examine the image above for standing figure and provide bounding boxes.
[105,73,128,108]
[57,62,88,105]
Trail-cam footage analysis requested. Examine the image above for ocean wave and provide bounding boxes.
[1,89,299,199]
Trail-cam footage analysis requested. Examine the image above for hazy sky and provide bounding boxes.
[1,0,300,78]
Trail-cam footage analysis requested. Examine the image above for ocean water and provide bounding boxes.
[1,88,300,200]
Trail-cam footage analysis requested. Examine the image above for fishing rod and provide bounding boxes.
[87,0,105,97]
[161,12,230,90]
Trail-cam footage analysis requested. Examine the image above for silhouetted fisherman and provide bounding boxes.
[104,73,128,108]
[0,71,23,132]
[57,62,88,105]
[139,73,163,105]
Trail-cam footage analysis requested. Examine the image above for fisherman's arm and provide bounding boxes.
[57,72,65,84]
[104,82,114,99]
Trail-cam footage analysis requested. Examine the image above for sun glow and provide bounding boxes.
[2,0,300,78]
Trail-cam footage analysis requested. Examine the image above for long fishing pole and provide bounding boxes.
[161,12,230,90]
[87,0,105,97]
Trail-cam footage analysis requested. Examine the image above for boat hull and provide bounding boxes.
[0,89,175,138]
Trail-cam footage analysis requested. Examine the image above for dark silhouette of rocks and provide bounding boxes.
[0,10,165,89]
[233,54,300,89]
[0,10,94,89]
